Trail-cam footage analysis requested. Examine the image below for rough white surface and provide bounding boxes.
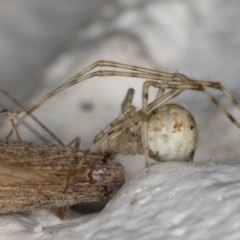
[1,161,240,239]
[0,0,240,239]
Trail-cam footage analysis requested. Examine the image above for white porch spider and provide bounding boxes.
[0,60,239,191]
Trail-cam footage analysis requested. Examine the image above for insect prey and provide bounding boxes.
[0,89,125,220]
[0,139,124,219]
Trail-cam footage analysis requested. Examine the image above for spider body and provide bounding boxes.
[92,90,198,164]
[148,104,197,162]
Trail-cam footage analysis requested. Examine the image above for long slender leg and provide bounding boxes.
[0,109,22,141]
[90,105,137,147]
[121,88,135,111]
[137,86,166,164]
[67,137,81,149]
[155,87,164,99]
[52,137,81,219]
[98,88,135,152]
[142,81,240,128]
[120,88,137,155]
[29,71,238,121]
[147,89,183,114]
[129,114,139,155]
[0,89,48,143]
[0,86,65,145]
[141,84,165,167]
[51,206,70,220]
[1,61,239,132]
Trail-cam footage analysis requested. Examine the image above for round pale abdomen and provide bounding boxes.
[148,104,198,162]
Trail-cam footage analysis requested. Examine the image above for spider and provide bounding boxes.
[0,60,239,192]
[83,87,198,165]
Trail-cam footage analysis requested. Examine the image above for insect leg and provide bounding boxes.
[51,206,69,221]
[67,137,81,149]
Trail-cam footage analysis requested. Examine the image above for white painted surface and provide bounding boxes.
[0,0,240,239]
[1,162,240,240]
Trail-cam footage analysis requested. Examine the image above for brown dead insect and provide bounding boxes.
[0,98,124,220]
[0,140,124,220]
[0,60,239,192]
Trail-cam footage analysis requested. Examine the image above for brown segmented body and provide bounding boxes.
[0,140,124,214]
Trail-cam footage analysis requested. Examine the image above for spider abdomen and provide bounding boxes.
[148,104,198,162]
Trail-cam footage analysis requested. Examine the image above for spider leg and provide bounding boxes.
[67,137,81,149]
[155,87,165,99]
[0,86,64,144]
[147,89,183,114]
[93,105,137,145]
[63,104,138,193]
[51,206,69,221]
[0,109,22,141]
[0,60,190,126]
[105,88,136,154]
[2,61,239,132]
[185,80,240,110]
[141,81,176,168]
[129,114,139,155]
[142,81,240,128]
[121,88,135,111]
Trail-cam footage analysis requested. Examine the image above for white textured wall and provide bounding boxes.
[2,162,240,239]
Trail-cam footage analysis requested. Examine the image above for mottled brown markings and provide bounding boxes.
[172,111,183,132]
